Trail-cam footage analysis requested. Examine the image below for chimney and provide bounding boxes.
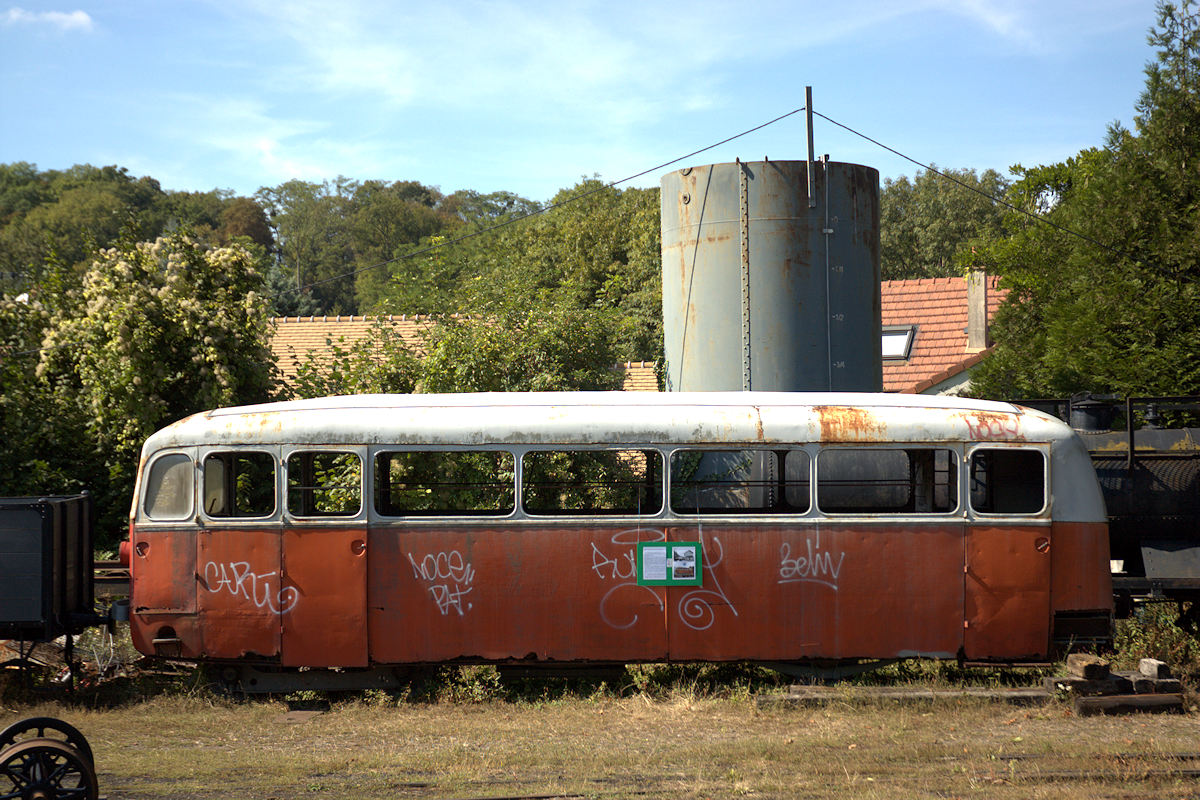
[966,269,989,352]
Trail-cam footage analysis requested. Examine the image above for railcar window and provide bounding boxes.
[970,449,1045,514]
[817,448,958,514]
[375,451,515,516]
[203,451,275,517]
[522,449,662,515]
[287,451,362,517]
[144,453,194,520]
[669,449,810,514]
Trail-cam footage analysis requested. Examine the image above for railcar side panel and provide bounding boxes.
[665,524,965,660]
[964,525,1051,659]
[282,528,368,667]
[1049,522,1113,610]
[366,526,669,664]
[129,528,198,658]
[196,528,281,660]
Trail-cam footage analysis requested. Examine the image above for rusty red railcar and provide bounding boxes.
[125,392,1112,691]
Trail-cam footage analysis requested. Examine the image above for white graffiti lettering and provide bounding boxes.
[591,542,637,580]
[202,560,299,614]
[590,527,737,631]
[777,533,846,591]
[407,550,475,616]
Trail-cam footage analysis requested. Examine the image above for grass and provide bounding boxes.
[1,605,1197,798]
[3,691,1198,799]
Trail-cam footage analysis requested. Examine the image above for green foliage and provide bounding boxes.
[258,177,460,315]
[0,293,92,496]
[1112,603,1200,677]
[287,322,420,398]
[418,300,625,393]
[0,163,274,297]
[970,1,1200,399]
[34,233,278,541]
[457,180,662,360]
[880,166,1010,280]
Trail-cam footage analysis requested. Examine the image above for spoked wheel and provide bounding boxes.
[0,720,93,768]
[0,738,98,800]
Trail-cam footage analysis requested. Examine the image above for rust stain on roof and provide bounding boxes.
[816,406,887,442]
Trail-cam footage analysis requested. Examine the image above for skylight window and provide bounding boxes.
[882,326,916,360]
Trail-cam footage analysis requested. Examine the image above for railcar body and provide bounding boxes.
[126,392,1111,688]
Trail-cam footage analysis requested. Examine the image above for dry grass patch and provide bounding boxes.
[2,692,1198,799]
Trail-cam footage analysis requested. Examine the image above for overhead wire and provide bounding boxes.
[810,109,1149,270]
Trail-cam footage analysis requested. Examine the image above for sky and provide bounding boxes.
[0,1,1162,203]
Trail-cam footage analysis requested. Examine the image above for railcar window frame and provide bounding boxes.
[284,446,366,520]
[520,446,665,517]
[142,450,195,522]
[668,447,812,516]
[967,445,1049,517]
[200,448,278,520]
[815,445,961,516]
[373,447,517,518]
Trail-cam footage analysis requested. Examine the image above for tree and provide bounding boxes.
[418,300,625,393]
[879,166,1010,280]
[39,233,278,540]
[447,179,662,360]
[257,178,358,313]
[969,1,1200,399]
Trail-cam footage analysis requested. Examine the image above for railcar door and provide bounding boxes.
[195,448,283,661]
[279,448,369,668]
[963,447,1052,659]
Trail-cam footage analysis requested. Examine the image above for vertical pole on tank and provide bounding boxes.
[738,158,752,390]
[806,86,816,209]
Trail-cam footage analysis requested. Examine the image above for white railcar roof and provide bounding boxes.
[141,391,1072,453]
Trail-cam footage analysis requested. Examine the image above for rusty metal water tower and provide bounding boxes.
[660,97,882,392]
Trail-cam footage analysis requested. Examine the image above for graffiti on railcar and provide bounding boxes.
[777,533,846,591]
[407,549,476,616]
[590,527,737,631]
[202,560,299,614]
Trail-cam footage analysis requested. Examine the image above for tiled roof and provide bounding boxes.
[269,277,1003,396]
[881,275,1006,394]
[621,361,659,392]
[272,315,439,382]
[271,316,661,391]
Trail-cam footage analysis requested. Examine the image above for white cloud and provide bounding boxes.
[2,7,93,31]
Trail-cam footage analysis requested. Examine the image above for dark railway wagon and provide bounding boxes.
[1032,395,1200,623]
[124,392,1112,690]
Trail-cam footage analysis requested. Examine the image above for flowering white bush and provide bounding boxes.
[42,232,277,461]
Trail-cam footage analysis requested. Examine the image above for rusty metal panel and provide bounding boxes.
[665,524,964,661]
[129,527,201,658]
[660,160,881,392]
[130,528,196,614]
[1049,522,1113,611]
[196,528,282,660]
[281,527,368,667]
[367,525,668,663]
[964,525,1052,659]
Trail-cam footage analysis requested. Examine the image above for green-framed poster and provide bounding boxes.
[636,541,703,586]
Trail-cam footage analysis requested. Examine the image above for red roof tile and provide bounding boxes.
[881,275,1006,393]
